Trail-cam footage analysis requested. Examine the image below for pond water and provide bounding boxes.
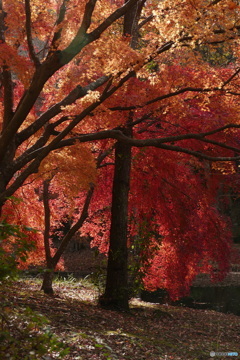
[141,286,240,316]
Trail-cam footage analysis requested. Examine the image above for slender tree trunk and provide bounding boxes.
[40,181,95,294]
[99,127,132,311]
[40,151,106,294]
[41,179,55,294]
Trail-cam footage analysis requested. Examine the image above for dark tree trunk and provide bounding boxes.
[99,127,132,311]
[41,269,54,295]
[41,179,55,294]
[99,2,144,311]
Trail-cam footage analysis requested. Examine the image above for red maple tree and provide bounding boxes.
[1,0,240,308]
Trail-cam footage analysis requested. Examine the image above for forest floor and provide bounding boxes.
[1,278,240,360]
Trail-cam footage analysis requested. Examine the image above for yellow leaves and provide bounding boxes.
[150,0,240,47]
[60,90,100,116]
[212,161,236,175]
[79,90,101,105]
[38,143,97,199]
[29,1,57,41]
[92,34,143,77]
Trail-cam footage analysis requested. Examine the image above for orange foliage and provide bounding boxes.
[0,0,240,296]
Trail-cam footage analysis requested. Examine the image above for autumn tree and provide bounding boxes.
[84,66,240,309]
[38,143,97,294]
[0,0,240,309]
[38,145,115,294]
[0,0,240,208]
[99,0,142,310]
[96,1,240,310]
[2,143,107,294]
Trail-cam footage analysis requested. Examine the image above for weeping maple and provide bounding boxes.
[0,0,240,308]
[81,72,240,309]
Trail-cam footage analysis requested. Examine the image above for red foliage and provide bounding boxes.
[1,0,240,301]
[81,65,239,300]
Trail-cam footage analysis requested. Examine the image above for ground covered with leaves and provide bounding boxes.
[1,278,240,360]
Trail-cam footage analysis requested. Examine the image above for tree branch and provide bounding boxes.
[60,0,139,62]
[88,0,139,40]
[79,0,98,35]
[55,125,240,154]
[51,148,110,265]
[109,87,219,111]
[52,184,95,265]
[17,75,110,144]
[221,68,240,88]
[49,0,69,52]
[2,121,240,207]
[138,14,154,29]
[24,0,41,67]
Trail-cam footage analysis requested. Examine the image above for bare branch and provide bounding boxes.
[155,143,239,162]
[138,14,154,29]
[195,137,240,153]
[150,123,240,146]
[40,128,240,162]
[64,126,240,152]
[52,184,95,264]
[109,86,218,111]
[221,68,240,88]
[2,121,240,206]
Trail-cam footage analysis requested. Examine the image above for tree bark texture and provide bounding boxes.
[99,1,141,311]
[41,270,54,295]
[99,128,132,311]
[41,179,55,294]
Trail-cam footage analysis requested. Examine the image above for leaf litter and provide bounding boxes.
[1,279,239,360]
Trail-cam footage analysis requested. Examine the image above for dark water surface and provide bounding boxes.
[141,286,240,316]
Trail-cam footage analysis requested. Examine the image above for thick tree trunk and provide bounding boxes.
[99,128,132,311]
[99,2,143,311]
[41,269,54,295]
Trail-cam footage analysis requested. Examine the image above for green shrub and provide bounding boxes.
[0,219,35,281]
